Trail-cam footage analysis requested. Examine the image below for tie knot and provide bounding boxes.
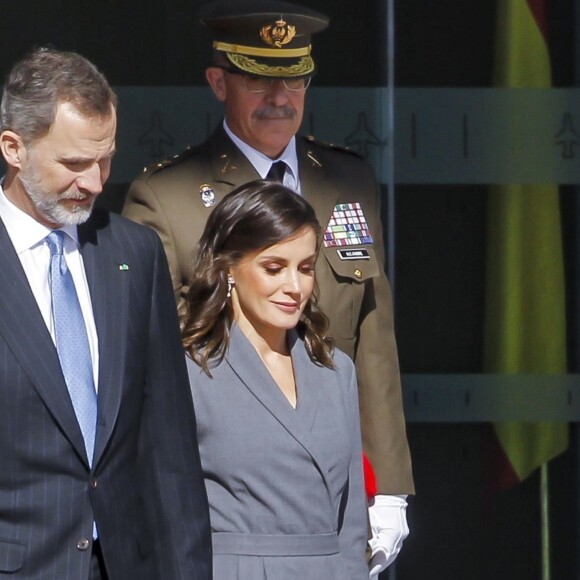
[47,230,65,256]
[266,161,287,183]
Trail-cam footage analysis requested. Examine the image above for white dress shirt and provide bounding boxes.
[0,183,99,391]
[223,120,301,194]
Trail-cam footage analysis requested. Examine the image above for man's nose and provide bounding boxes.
[264,80,291,104]
[76,163,103,195]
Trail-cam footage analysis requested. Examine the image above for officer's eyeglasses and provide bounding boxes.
[221,68,311,93]
[244,76,311,93]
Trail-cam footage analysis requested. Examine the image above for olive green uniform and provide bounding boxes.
[122,125,414,494]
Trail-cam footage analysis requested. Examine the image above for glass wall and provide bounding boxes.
[391,1,579,579]
[0,1,578,577]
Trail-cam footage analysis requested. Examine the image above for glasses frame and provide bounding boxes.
[219,67,312,93]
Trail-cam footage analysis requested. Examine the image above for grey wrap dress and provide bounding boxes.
[187,324,368,579]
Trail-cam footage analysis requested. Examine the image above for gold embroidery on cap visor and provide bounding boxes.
[225,53,314,77]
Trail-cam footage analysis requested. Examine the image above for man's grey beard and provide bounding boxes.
[19,162,93,226]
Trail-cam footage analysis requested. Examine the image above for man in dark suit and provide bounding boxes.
[0,47,212,579]
[123,1,414,576]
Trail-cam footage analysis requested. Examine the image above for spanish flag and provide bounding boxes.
[484,0,568,490]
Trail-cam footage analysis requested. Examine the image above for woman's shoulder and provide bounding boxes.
[291,334,355,382]
[331,346,356,376]
[185,352,225,384]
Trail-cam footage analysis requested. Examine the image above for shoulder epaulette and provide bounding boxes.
[141,145,195,175]
[303,135,363,158]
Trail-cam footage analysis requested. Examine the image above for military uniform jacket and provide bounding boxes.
[123,125,414,494]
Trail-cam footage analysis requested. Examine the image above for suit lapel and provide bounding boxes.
[225,325,334,485]
[287,331,318,431]
[78,214,127,466]
[225,325,295,421]
[0,218,89,463]
[288,332,338,484]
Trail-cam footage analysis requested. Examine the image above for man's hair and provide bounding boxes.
[211,50,230,68]
[0,46,117,144]
[181,180,334,375]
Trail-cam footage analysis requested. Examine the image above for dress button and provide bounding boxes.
[90,479,98,489]
[77,538,90,551]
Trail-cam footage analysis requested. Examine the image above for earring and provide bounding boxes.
[227,276,234,298]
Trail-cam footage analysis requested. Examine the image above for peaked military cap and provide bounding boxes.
[200,0,329,78]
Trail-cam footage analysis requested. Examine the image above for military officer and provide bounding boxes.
[122,1,414,575]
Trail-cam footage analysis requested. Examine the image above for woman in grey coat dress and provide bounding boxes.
[181,181,368,579]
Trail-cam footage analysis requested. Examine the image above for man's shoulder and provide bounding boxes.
[298,135,374,172]
[301,135,362,157]
[332,346,356,374]
[298,135,377,185]
[89,207,161,243]
[133,141,212,185]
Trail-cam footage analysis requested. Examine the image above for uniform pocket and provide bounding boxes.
[322,246,380,283]
[317,246,380,343]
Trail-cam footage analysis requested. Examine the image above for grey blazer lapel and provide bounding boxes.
[225,325,334,482]
[79,214,127,466]
[0,219,88,463]
[287,331,339,481]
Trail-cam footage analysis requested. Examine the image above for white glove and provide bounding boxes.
[368,494,409,578]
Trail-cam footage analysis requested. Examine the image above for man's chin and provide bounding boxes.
[45,204,93,226]
[64,209,93,225]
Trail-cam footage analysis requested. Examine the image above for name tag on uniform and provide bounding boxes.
[337,249,370,260]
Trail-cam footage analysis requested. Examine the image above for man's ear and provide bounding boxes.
[206,67,227,102]
[0,130,27,169]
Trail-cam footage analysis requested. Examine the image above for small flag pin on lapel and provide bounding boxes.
[118,263,129,271]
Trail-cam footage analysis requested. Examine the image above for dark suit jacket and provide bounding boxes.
[123,125,414,494]
[0,209,212,579]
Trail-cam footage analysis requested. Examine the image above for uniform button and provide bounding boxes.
[354,268,363,279]
[77,538,90,551]
[90,479,98,489]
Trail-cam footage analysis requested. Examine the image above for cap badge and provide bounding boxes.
[260,18,296,48]
[200,184,216,207]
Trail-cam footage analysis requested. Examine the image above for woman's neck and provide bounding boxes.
[235,318,289,358]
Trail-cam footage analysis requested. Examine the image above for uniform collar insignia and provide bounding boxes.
[200,184,216,207]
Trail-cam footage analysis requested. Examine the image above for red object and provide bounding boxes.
[362,452,377,499]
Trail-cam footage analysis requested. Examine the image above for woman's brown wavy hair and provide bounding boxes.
[181,180,334,375]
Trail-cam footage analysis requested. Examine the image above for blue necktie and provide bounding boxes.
[47,231,97,466]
